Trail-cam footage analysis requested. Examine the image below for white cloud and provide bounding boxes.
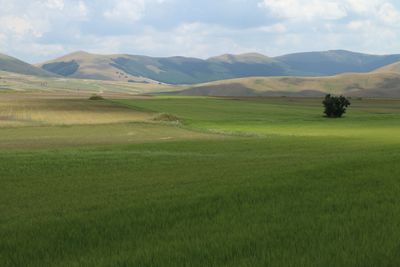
[1,0,400,62]
[103,0,168,22]
[345,0,383,14]
[347,20,368,31]
[0,33,6,46]
[104,0,146,21]
[25,43,66,56]
[0,0,93,61]
[378,2,400,24]
[45,0,65,10]
[258,0,348,20]
[258,0,400,23]
[78,1,88,15]
[258,0,400,54]
[0,16,45,38]
[257,23,287,33]
[76,22,257,59]
[70,1,89,20]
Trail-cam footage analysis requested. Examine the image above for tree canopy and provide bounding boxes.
[323,94,351,118]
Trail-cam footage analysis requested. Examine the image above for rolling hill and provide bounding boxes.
[0,53,56,77]
[276,50,400,76]
[375,61,400,73]
[39,51,159,84]
[2,66,400,98]
[2,50,400,97]
[173,70,400,98]
[39,50,400,84]
[39,51,290,84]
[0,70,175,94]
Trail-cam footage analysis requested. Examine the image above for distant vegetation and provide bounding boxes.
[323,94,351,118]
[42,60,79,76]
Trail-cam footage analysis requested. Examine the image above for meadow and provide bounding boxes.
[1,95,400,266]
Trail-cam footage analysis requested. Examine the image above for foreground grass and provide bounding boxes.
[0,122,218,149]
[1,137,400,266]
[1,96,400,266]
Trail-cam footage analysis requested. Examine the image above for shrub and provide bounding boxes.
[323,94,351,118]
[153,113,180,122]
[89,94,104,101]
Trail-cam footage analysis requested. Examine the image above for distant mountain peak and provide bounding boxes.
[208,52,272,63]
[67,51,92,56]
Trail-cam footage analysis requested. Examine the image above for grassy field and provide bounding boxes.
[115,97,400,143]
[1,95,400,266]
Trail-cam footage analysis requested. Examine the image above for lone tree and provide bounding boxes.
[323,94,351,118]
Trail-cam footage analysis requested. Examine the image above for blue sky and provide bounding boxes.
[1,0,400,63]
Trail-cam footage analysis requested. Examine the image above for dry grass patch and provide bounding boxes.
[0,95,154,127]
[153,113,181,123]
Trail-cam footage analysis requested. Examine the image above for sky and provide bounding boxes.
[1,0,400,63]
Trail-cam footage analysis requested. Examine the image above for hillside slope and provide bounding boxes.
[374,61,400,73]
[0,53,56,77]
[174,72,400,98]
[0,70,174,94]
[1,67,400,98]
[39,51,159,83]
[276,50,400,76]
[39,50,400,84]
[39,51,290,84]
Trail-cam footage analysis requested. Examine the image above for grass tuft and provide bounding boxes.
[88,94,104,100]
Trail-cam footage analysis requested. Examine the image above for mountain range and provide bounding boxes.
[34,50,400,84]
[1,50,400,98]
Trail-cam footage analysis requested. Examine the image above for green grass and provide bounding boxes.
[114,97,400,142]
[0,122,219,150]
[1,96,400,266]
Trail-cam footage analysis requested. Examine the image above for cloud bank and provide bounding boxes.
[0,0,399,62]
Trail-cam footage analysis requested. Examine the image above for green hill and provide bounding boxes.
[0,53,56,77]
[39,50,400,85]
[39,51,159,83]
[39,51,289,84]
